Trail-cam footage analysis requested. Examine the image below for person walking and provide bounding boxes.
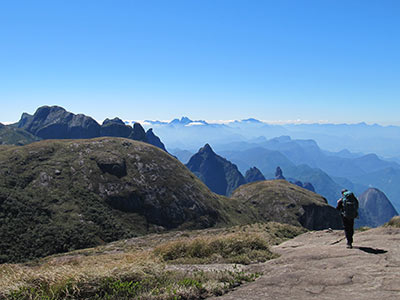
[336,189,359,248]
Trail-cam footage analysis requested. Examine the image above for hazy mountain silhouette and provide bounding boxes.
[356,188,398,227]
[141,117,400,157]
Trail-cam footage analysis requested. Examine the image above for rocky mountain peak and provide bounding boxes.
[170,117,193,125]
[146,128,167,152]
[245,167,266,183]
[130,123,147,141]
[199,143,215,155]
[186,145,246,196]
[275,166,285,180]
[102,117,125,126]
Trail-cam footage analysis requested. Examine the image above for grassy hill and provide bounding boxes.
[0,138,254,263]
[231,180,342,230]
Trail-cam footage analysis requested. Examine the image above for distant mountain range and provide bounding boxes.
[1,110,398,233]
[183,144,397,228]
[169,129,400,213]
[186,144,316,197]
[139,116,400,159]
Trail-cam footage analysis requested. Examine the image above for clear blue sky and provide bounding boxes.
[1,0,399,125]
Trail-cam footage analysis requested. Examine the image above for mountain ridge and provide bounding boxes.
[3,106,167,151]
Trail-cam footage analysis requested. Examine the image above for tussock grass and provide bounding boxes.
[0,222,304,299]
[154,233,277,264]
[384,216,400,228]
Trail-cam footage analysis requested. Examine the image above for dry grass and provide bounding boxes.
[0,222,305,299]
[385,216,400,228]
[154,233,278,265]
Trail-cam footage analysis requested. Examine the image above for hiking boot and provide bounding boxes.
[347,243,353,249]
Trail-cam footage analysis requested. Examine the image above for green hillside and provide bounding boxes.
[0,138,252,263]
[0,124,40,146]
[231,180,342,230]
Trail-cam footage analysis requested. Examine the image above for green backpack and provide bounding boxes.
[342,191,359,219]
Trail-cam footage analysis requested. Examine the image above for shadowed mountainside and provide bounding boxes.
[186,144,246,196]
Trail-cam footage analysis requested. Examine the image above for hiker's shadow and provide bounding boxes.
[356,246,387,255]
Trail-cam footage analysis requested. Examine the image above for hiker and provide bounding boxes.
[336,189,359,249]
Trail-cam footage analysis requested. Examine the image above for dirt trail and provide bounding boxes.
[209,227,400,300]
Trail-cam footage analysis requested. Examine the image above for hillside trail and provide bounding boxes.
[209,227,400,300]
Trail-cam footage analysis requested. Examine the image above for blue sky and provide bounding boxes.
[1,0,399,125]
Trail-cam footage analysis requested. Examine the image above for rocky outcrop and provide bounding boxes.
[18,106,101,139]
[357,188,398,227]
[146,128,167,152]
[130,123,147,141]
[100,118,132,138]
[245,167,265,183]
[94,153,127,178]
[15,106,166,149]
[275,166,285,179]
[186,144,246,196]
[231,180,342,230]
[210,227,400,300]
[275,166,315,193]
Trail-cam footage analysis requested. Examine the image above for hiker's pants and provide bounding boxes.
[342,216,354,244]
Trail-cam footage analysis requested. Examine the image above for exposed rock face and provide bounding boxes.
[275,166,285,179]
[18,106,101,139]
[15,106,166,150]
[130,123,148,141]
[210,227,400,300]
[146,128,167,152]
[245,167,265,183]
[357,188,398,227]
[100,118,132,138]
[186,144,246,196]
[94,153,127,178]
[231,180,342,230]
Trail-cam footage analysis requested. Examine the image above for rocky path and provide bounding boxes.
[209,227,400,300]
